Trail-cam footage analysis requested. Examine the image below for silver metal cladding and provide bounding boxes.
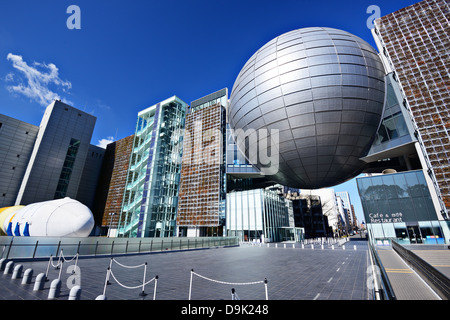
[229,27,385,189]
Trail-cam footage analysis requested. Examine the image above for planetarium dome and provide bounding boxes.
[229,27,385,189]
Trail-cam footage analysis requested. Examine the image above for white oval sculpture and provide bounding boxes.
[0,198,94,237]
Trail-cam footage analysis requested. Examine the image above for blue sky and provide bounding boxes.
[0,0,419,223]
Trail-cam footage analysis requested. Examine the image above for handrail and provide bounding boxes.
[368,241,397,300]
[0,236,240,260]
[391,240,450,300]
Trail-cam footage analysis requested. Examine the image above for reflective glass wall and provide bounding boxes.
[357,170,448,244]
[226,189,290,242]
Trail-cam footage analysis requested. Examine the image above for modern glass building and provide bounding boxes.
[356,73,450,244]
[177,89,227,237]
[357,170,449,244]
[373,0,450,220]
[118,96,187,238]
[226,188,303,242]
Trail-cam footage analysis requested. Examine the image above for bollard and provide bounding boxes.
[0,258,8,271]
[21,268,33,285]
[48,279,62,299]
[68,285,82,300]
[12,264,23,279]
[342,245,346,250]
[321,244,324,250]
[95,295,107,300]
[3,261,14,275]
[33,273,46,291]
[332,245,335,250]
[354,245,357,251]
[284,244,286,248]
[301,244,304,249]
[311,244,314,250]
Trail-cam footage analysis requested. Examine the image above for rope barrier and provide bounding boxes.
[49,255,62,269]
[45,255,64,281]
[101,258,158,299]
[109,270,156,289]
[189,269,268,300]
[60,250,79,263]
[111,258,146,269]
[45,249,79,280]
[192,271,265,286]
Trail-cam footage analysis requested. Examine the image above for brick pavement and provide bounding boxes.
[0,240,369,300]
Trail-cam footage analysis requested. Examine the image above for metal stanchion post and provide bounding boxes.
[102,267,111,297]
[139,262,148,297]
[153,275,158,300]
[107,258,113,285]
[264,278,268,300]
[189,269,194,300]
[45,255,52,281]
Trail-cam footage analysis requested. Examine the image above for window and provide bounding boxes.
[374,112,409,145]
[394,223,408,244]
[54,138,80,199]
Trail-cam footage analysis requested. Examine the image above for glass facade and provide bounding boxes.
[366,73,416,157]
[357,170,449,244]
[226,189,297,242]
[54,138,80,199]
[118,96,187,238]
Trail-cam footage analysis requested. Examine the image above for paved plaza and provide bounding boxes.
[0,239,369,300]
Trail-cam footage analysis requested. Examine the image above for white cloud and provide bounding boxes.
[5,53,72,107]
[97,136,115,149]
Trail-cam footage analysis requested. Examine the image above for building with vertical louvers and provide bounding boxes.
[177,89,227,237]
[94,134,134,236]
[372,0,450,219]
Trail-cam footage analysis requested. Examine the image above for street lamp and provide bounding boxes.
[108,212,116,237]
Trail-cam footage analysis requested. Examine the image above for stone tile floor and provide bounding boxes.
[0,240,369,301]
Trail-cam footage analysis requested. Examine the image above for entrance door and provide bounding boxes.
[407,225,422,244]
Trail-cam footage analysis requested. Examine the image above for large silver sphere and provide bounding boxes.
[229,27,385,189]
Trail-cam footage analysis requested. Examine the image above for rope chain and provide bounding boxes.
[192,271,265,286]
[109,269,155,289]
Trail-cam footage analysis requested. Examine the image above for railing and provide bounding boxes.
[392,240,450,300]
[368,241,397,300]
[0,236,239,260]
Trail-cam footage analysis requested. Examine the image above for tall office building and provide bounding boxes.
[0,115,39,207]
[177,89,227,237]
[301,188,346,236]
[355,0,450,245]
[94,134,135,236]
[119,96,187,238]
[372,0,450,219]
[336,191,357,231]
[15,100,97,206]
